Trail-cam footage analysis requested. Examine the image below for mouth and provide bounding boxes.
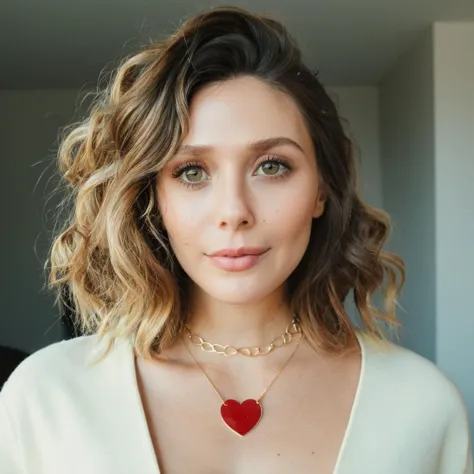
[207,247,269,258]
[206,247,269,272]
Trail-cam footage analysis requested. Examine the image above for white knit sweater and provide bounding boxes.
[0,331,472,473]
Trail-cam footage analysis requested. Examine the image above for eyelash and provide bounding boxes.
[170,156,293,189]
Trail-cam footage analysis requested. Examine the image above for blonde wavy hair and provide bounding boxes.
[46,5,405,359]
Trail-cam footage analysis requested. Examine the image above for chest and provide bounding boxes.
[136,354,361,474]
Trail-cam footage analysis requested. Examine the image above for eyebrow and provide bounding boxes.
[176,136,305,156]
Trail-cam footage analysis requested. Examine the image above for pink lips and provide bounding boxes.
[206,247,269,271]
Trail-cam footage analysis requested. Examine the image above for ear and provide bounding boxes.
[312,187,326,219]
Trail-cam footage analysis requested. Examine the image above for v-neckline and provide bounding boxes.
[124,339,162,474]
[332,328,368,473]
[122,328,369,474]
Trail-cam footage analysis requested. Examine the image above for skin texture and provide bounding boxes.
[136,76,362,474]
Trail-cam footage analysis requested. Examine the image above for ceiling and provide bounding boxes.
[1,0,474,89]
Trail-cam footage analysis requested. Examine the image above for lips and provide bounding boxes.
[208,247,268,258]
[206,247,269,271]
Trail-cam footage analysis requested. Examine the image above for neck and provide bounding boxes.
[184,286,293,349]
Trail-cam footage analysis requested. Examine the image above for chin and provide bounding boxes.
[211,293,266,306]
[199,279,284,306]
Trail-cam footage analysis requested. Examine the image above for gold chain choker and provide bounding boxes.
[183,318,301,357]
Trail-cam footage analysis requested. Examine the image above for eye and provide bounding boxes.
[171,162,210,186]
[254,157,291,177]
[257,162,282,176]
[181,166,208,183]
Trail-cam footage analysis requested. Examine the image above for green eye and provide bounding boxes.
[183,167,206,182]
[255,159,289,177]
[258,162,281,176]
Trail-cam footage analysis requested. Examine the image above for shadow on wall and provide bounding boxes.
[0,346,29,390]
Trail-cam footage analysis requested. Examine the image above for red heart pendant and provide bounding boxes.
[220,399,262,436]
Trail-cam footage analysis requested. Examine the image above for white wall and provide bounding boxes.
[434,22,474,433]
[0,90,83,353]
[380,21,474,447]
[379,28,436,360]
[328,87,383,209]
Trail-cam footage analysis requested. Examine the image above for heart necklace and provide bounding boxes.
[182,327,303,437]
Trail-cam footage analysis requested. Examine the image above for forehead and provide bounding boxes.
[182,76,313,156]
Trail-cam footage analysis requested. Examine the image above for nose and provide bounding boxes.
[213,173,255,231]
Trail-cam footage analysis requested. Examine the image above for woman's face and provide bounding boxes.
[157,76,325,305]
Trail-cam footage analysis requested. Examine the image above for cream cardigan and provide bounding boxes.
[0,331,472,473]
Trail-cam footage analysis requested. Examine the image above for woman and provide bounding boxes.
[0,5,471,474]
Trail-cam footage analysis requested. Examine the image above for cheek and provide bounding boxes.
[162,212,197,249]
[264,190,316,238]
[158,189,202,251]
[271,210,313,251]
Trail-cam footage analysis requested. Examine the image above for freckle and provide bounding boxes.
[277,453,280,456]
[312,452,314,455]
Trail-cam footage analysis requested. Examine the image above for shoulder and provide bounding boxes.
[359,331,471,442]
[362,333,462,399]
[0,335,138,471]
[357,332,472,470]
[360,332,466,410]
[2,336,97,390]
[0,334,130,404]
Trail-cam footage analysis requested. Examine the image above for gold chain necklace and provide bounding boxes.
[182,331,303,437]
[183,318,301,356]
